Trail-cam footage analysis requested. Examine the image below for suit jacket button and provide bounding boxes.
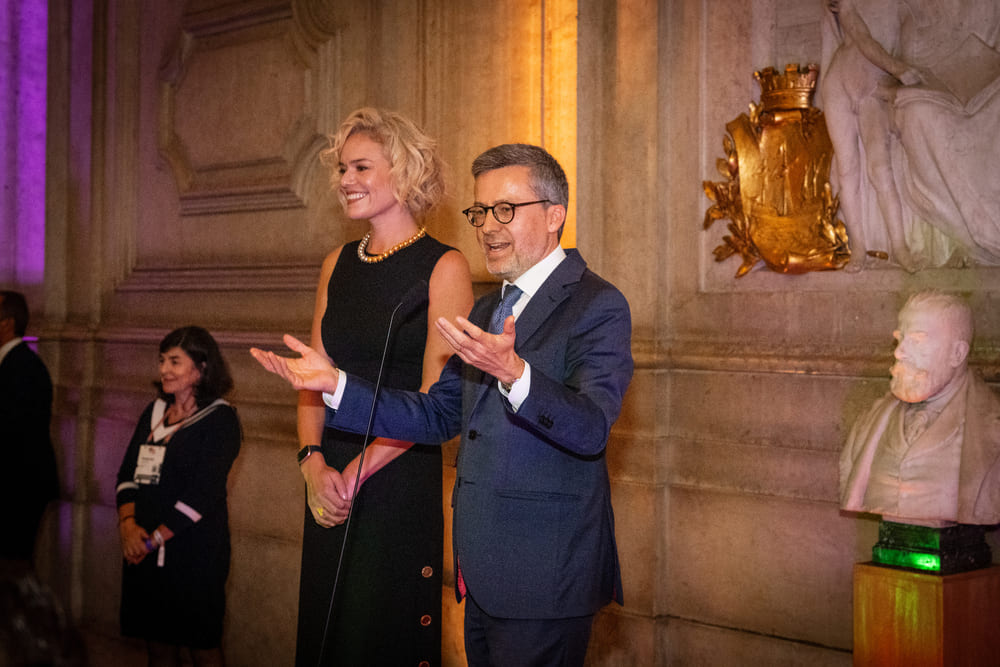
[419,662,430,667]
[420,614,432,626]
[421,566,433,578]
[468,430,478,439]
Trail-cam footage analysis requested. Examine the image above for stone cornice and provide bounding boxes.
[115,263,318,292]
[634,336,1000,381]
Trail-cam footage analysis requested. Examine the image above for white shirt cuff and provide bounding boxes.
[321,369,348,410]
[499,361,531,412]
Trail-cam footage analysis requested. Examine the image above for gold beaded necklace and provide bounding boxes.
[356,227,426,263]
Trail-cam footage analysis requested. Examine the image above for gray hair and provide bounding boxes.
[471,143,569,209]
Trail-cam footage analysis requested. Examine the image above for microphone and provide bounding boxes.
[356,278,428,448]
[390,277,431,320]
[317,278,429,664]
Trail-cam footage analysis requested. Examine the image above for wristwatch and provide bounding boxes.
[297,445,323,465]
[500,360,526,393]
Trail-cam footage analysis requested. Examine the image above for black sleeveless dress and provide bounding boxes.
[295,235,451,667]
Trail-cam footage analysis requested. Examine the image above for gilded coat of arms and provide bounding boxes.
[704,64,850,277]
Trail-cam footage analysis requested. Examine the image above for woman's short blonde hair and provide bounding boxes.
[320,108,446,219]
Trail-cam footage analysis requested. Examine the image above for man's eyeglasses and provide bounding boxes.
[462,200,551,227]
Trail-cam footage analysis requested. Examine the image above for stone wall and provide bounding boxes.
[32,0,1000,665]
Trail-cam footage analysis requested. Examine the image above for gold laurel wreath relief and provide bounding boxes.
[703,64,851,278]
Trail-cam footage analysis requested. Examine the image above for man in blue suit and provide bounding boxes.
[254,143,633,665]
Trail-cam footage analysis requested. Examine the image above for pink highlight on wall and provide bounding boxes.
[1,0,47,286]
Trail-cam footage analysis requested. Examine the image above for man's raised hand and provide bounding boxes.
[250,334,340,394]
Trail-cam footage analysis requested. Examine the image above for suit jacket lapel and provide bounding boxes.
[468,250,587,406]
[511,249,586,347]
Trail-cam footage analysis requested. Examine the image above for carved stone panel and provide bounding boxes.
[157,2,328,215]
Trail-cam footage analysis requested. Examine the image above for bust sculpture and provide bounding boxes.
[840,290,1000,526]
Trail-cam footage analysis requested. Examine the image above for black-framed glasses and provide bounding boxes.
[462,200,551,227]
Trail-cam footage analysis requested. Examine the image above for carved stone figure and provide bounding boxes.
[822,0,1000,271]
[840,291,1000,525]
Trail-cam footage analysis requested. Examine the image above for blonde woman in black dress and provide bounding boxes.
[294,108,473,666]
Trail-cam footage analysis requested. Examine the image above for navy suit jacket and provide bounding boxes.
[332,249,633,619]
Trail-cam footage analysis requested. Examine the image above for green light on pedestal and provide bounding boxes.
[871,521,991,575]
[874,546,941,572]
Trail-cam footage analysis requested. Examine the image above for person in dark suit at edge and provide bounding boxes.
[0,290,59,565]
[252,143,634,666]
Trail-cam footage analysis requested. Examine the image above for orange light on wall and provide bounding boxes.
[543,0,577,248]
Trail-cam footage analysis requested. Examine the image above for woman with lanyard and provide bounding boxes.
[115,326,241,666]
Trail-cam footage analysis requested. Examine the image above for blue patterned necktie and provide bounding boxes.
[488,285,523,334]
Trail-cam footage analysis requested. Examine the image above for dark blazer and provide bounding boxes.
[333,249,633,619]
[0,341,59,559]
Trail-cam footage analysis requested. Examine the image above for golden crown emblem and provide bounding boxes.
[703,62,850,276]
[754,64,819,111]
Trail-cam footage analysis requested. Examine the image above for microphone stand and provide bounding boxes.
[316,279,428,665]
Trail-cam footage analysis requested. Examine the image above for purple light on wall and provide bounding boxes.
[1,0,47,286]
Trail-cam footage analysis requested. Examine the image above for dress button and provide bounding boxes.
[421,566,433,578]
[420,614,432,626]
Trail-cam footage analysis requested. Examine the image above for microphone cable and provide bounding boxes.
[315,279,428,665]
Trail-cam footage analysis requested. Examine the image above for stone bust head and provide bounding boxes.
[889,291,972,404]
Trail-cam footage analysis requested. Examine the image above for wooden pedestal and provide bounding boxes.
[853,562,1000,666]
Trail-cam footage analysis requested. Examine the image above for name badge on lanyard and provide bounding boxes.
[135,444,167,485]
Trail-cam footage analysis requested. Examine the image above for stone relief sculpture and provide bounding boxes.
[703,64,851,278]
[821,0,1000,271]
[840,291,1000,527]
